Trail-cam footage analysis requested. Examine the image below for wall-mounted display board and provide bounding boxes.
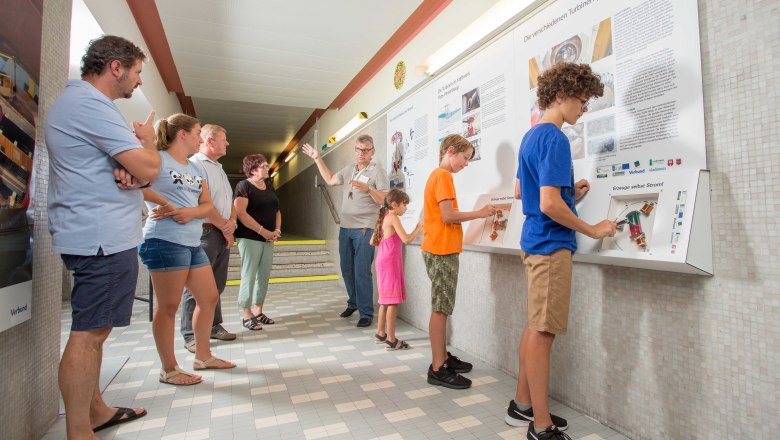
[386,0,712,275]
[0,0,42,332]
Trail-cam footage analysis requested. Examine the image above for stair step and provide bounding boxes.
[226,239,337,285]
[226,275,339,286]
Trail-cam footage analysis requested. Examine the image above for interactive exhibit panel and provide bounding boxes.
[386,0,712,275]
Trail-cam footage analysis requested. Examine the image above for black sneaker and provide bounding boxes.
[356,317,372,327]
[427,364,472,389]
[526,421,572,440]
[445,351,472,373]
[506,400,568,430]
[340,307,358,318]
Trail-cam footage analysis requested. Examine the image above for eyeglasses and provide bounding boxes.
[257,164,269,169]
[578,97,590,111]
[354,147,374,154]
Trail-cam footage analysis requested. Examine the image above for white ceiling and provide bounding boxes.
[156,0,423,171]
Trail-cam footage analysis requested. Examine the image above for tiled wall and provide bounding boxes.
[0,1,72,439]
[282,1,779,438]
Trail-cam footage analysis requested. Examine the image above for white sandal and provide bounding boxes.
[159,366,202,386]
[193,356,236,370]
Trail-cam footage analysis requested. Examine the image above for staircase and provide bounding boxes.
[226,238,340,286]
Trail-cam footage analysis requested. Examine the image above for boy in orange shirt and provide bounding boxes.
[422,134,494,389]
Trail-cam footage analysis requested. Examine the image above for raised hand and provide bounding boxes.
[133,111,156,145]
[301,143,320,160]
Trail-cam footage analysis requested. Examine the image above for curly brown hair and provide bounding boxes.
[536,62,603,110]
[81,35,146,77]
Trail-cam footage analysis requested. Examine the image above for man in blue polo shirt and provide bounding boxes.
[46,35,160,438]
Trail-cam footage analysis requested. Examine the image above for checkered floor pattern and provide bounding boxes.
[44,282,629,440]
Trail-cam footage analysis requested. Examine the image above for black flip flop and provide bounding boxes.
[93,407,147,432]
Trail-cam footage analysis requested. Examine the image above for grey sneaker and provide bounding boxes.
[184,339,196,353]
[210,324,236,341]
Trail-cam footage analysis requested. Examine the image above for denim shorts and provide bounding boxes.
[138,238,210,272]
[61,248,138,331]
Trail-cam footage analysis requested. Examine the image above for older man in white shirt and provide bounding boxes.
[181,124,238,352]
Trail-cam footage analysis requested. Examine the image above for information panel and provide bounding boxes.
[388,0,711,274]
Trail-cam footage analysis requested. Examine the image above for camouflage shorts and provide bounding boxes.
[422,251,459,315]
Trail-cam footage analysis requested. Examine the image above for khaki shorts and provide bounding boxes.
[422,251,459,315]
[521,248,573,336]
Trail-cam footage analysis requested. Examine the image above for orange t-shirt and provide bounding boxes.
[421,167,462,255]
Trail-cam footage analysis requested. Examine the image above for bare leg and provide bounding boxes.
[251,304,262,316]
[89,345,144,428]
[385,305,398,342]
[60,328,110,439]
[185,266,235,368]
[429,311,448,370]
[150,270,190,373]
[376,304,387,337]
[514,326,532,403]
[525,330,556,429]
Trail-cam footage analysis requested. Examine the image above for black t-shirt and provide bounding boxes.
[234,179,280,242]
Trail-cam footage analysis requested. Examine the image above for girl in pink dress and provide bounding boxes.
[370,189,423,350]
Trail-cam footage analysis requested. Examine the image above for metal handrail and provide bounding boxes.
[315,175,340,224]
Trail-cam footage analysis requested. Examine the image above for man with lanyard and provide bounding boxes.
[181,124,238,353]
[302,134,389,327]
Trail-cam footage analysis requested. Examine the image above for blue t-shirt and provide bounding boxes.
[516,123,577,254]
[142,151,206,247]
[46,80,144,256]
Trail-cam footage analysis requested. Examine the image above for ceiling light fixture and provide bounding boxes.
[284,149,297,163]
[425,0,535,76]
[328,112,368,145]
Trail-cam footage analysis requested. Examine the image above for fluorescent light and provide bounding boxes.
[425,0,535,75]
[284,149,297,163]
[329,112,368,144]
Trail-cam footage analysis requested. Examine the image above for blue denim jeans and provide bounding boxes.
[338,227,375,318]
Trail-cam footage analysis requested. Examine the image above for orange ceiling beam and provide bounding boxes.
[328,0,452,110]
[126,0,196,117]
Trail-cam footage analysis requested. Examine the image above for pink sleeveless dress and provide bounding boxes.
[376,232,405,304]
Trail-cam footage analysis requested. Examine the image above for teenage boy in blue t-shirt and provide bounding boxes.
[506,62,617,440]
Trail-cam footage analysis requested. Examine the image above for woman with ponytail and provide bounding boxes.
[138,113,236,386]
[371,189,422,350]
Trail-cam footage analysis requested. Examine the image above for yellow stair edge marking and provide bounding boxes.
[226,274,338,286]
[232,240,326,247]
[274,240,327,245]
